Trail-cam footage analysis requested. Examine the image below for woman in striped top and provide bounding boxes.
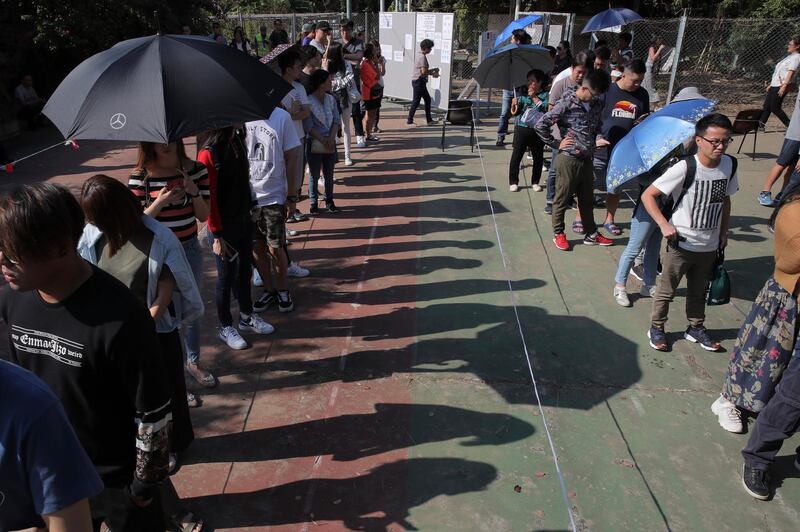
[128,141,216,390]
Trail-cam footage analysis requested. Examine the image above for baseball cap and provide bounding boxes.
[302,22,315,32]
[317,21,331,32]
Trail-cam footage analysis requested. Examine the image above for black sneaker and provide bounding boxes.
[630,264,644,282]
[252,291,277,313]
[568,198,578,210]
[648,325,669,351]
[326,201,338,213]
[742,464,770,500]
[309,204,319,215]
[496,137,506,146]
[684,325,722,352]
[277,290,294,313]
[544,203,553,215]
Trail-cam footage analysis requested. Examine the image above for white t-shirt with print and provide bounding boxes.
[771,53,800,87]
[281,81,309,140]
[245,107,302,206]
[652,155,739,253]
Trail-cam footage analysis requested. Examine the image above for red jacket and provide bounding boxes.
[360,60,380,101]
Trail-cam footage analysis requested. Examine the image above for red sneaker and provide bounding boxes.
[553,233,570,251]
[584,232,613,246]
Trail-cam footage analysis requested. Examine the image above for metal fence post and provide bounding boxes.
[291,13,297,41]
[666,12,687,103]
[364,11,369,40]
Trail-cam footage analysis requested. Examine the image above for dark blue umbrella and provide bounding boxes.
[43,34,291,143]
[472,44,553,90]
[494,15,541,47]
[581,8,643,33]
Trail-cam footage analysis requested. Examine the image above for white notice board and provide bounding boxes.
[378,12,454,110]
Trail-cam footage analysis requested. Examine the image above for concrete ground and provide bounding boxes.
[1,103,798,531]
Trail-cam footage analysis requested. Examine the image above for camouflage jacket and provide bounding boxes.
[534,86,604,160]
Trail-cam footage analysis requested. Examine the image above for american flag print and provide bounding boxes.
[691,178,727,230]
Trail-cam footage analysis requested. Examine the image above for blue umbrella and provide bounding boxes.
[606,116,695,192]
[581,8,643,33]
[494,15,542,48]
[472,44,553,90]
[648,97,717,123]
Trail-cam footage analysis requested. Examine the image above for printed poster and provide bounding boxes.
[418,13,436,32]
[442,14,454,36]
[379,13,393,29]
[381,43,393,60]
[393,50,404,62]
[440,49,451,64]
[404,34,413,50]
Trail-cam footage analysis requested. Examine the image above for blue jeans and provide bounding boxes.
[614,206,662,287]
[497,89,514,137]
[546,149,559,204]
[181,236,203,365]
[308,152,336,204]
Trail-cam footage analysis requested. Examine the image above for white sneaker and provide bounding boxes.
[509,184,519,192]
[711,395,744,433]
[286,228,298,238]
[219,326,248,350]
[288,261,310,278]
[640,285,657,298]
[613,287,631,307]
[253,269,264,287]
[239,313,275,335]
[356,136,367,148]
[345,157,354,166]
[532,184,543,192]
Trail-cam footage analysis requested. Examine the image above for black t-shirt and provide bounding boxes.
[0,265,170,488]
[596,82,650,162]
[269,29,289,48]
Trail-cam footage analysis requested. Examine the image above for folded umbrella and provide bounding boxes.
[494,15,541,48]
[43,34,292,143]
[471,44,553,91]
[581,8,643,33]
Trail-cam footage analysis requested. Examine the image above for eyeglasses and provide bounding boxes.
[699,136,733,147]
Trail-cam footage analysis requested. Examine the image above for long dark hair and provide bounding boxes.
[327,43,346,75]
[80,175,143,257]
[769,180,800,231]
[309,69,331,93]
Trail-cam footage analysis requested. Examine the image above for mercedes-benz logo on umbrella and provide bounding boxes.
[109,113,127,130]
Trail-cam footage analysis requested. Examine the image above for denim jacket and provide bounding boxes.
[535,86,604,160]
[303,93,341,138]
[78,215,204,334]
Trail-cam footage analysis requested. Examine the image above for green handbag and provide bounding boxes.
[707,250,730,306]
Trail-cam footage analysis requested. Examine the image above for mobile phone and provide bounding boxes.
[166,178,184,191]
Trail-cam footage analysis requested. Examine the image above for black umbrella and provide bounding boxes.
[43,34,292,143]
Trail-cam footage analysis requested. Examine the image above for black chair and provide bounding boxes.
[441,100,474,152]
[733,109,761,161]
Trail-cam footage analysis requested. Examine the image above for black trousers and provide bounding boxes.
[742,351,800,470]
[759,86,791,127]
[508,126,545,186]
[159,330,194,454]
[91,486,164,532]
[408,78,432,123]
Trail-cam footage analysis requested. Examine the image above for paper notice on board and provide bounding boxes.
[393,50,404,62]
[430,76,441,91]
[440,49,451,64]
[416,30,425,42]
[379,13,393,29]
[442,14,454,36]
[381,44,393,60]
[404,34,413,50]
[441,39,452,53]
[434,32,442,44]
[418,13,436,32]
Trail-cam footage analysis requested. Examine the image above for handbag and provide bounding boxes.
[707,250,731,306]
[347,79,361,104]
[519,106,544,128]
[310,139,333,154]
[370,85,384,99]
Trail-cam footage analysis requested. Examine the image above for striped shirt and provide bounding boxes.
[128,161,210,242]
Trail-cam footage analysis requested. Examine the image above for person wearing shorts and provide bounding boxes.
[245,108,302,314]
[759,91,800,206]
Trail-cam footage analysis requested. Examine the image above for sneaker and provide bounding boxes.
[758,191,775,207]
[648,325,669,351]
[509,183,519,192]
[584,232,613,246]
[496,137,506,146]
[252,291,276,313]
[239,313,275,335]
[685,325,722,352]
[630,264,645,282]
[613,286,631,307]
[526,152,533,160]
[286,227,298,237]
[553,233,570,251]
[292,210,309,222]
[345,157,354,166]
[309,204,319,215]
[544,203,553,215]
[277,290,294,313]
[219,325,248,350]
[592,194,606,208]
[367,134,380,141]
[288,261,310,278]
[532,184,543,192]
[426,119,439,126]
[742,464,771,500]
[326,201,338,213]
[711,395,744,433]
[639,284,657,298]
[568,198,578,210]
[356,136,367,148]
[372,127,382,133]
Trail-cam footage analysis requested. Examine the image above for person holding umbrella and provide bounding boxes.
[496,29,533,147]
[406,39,439,126]
[508,69,549,192]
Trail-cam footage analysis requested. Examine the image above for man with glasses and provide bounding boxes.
[209,21,227,45]
[639,113,738,352]
[310,21,332,54]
